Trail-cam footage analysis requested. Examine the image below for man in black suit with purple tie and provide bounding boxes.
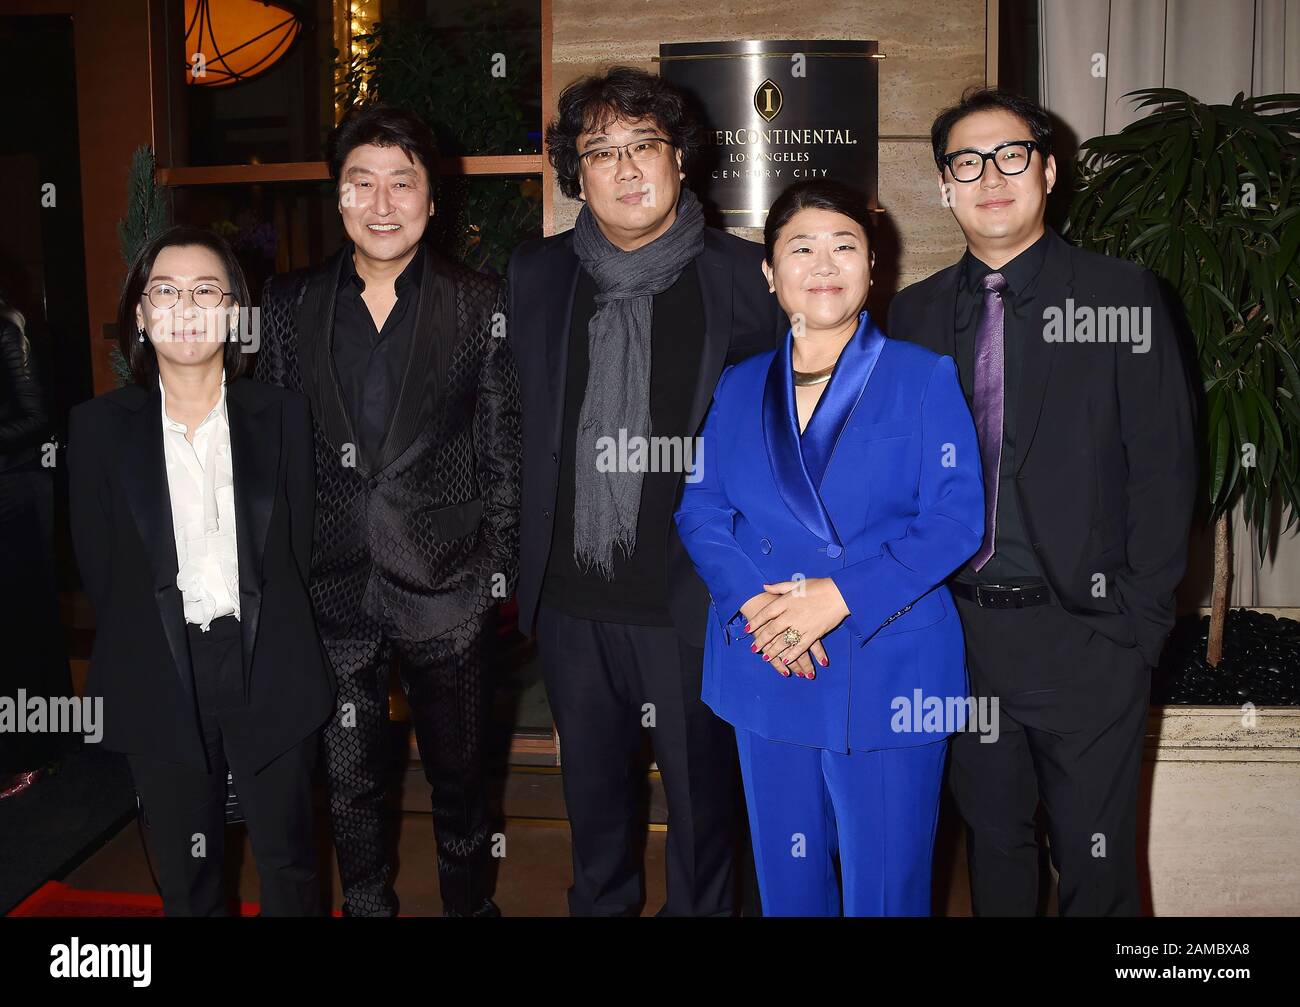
[889,88,1196,916]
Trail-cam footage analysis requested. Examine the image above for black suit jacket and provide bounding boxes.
[887,228,1197,666]
[67,378,335,774]
[255,244,521,641]
[507,225,787,646]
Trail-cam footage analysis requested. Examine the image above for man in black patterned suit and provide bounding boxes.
[255,105,521,917]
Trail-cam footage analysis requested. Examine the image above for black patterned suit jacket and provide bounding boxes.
[255,242,521,642]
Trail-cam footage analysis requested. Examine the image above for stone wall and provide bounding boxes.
[549,1,989,301]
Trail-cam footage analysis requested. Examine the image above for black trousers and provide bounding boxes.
[537,604,740,916]
[126,616,320,916]
[321,579,495,917]
[949,597,1150,916]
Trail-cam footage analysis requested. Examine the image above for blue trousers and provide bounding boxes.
[736,729,948,916]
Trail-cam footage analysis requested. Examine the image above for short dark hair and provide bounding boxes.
[116,225,254,386]
[546,66,700,200]
[326,104,440,193]
[763,179,875,264]
[930,87,1054,172]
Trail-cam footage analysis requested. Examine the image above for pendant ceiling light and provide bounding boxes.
[184,0,304,88]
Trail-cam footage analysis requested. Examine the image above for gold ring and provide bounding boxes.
[782,627,801,647]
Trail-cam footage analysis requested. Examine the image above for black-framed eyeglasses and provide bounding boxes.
[941,140,1042,183]
[145,282,232,310]
[579,136,674,169]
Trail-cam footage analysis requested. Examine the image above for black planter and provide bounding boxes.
[1153,609,1300,706]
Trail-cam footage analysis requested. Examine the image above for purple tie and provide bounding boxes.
[971,271,1007,571]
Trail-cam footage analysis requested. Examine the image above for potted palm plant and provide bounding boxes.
[1066,88,1300,914]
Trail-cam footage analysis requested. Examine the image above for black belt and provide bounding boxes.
[950,581,1051,609]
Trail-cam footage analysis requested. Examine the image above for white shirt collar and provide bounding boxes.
[159,374,228,435]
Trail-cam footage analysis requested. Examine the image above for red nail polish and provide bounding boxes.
[744,623,751,632]
[763,655,770,662]
[750,643,757,652]
[820,657,828,667]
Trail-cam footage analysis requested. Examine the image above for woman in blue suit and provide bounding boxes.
[675,180,984,916]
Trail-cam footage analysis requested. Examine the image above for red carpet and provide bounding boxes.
[7,881,344,917]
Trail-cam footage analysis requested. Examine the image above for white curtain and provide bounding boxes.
[1040,0,1300,141]
[1039,0,1300,607]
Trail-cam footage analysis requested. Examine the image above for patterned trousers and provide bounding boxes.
[321,578,496,917]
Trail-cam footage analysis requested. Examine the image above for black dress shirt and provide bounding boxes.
[952,230,1049,585]
[541,264,704,625]
[332,242,425,467]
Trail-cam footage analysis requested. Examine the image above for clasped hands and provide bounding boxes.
[738,577,851,681]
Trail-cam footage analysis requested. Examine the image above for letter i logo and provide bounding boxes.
[754,79,783,122]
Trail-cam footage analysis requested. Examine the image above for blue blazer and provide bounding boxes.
[674,311,985,753]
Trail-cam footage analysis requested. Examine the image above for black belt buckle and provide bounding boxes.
[976,584,1020,609]
[972,583,1048,608]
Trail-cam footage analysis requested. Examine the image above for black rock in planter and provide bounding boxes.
[1153,609,1300,706]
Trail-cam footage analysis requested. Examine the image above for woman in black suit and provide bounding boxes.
[68,227,335,916]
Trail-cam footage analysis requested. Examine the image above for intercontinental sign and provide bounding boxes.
[657,40,881,227]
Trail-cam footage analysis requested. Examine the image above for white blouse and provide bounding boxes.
[159,377,240,630]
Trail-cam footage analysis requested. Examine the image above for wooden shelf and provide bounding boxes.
[157,154,545,187]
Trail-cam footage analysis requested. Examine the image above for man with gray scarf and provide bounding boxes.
[507,67,785,915]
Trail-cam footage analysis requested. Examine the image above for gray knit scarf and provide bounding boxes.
[571,186,706,578]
